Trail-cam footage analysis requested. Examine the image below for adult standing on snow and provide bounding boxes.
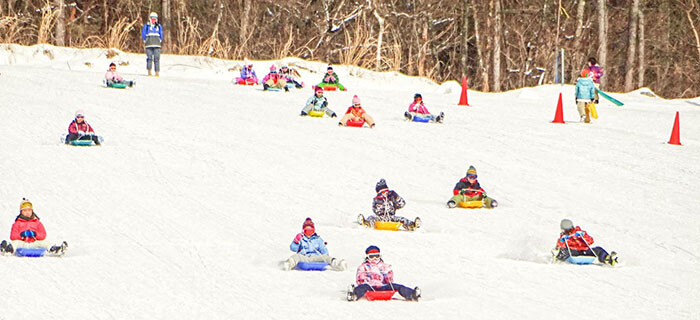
[141,12,163,77]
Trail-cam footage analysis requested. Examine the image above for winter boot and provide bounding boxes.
[584,106,591,123]
[436,112,445,123]
[155,71,159,77]
[49,241,68,256]
[604,252,618,267]
[404,111,412,121]
[331,112,337,118]
[300,111,308,116]
[414,217,422,229]
[263,84,270,91]
[283,257,294,271]
[410,287,422,301]
[447,200,457,208]
[357,214,368,227]
[284,86,290,92]
[0,240,12,254]
[148,69,152,76]
[369,123,375,128]
[331,258,347,271]
[338,122,343,127]
[347,284,358,301]
[489,199,498,208]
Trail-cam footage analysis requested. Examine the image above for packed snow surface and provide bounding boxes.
[0,44,699,319]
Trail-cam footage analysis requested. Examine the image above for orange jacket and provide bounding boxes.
[345,106,366,119]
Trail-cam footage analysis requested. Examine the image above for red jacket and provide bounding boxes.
[345,106,366,119]
[10,214,47,243]
[68,120,95,134]
[555,226,594,251]
[452,177,485,196]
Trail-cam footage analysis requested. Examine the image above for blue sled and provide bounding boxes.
[15,248,46,257]
[412,115,432,123]
[567,256,596,265]
[70,140,94,146]
[295,262,329,271]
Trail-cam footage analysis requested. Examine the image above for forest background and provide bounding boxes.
[1,0,698,98]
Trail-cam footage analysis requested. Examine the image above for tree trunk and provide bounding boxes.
[571,0,586,80]
[418,22,428,77]
[373,9,385,71]
[492,0,502,92]
[686,0,700,61]
[474,2,488,91]
[240,0,251,57]
[555,0,562,83]
[638,7,645,88]
[103,0,108,35]
[54,0,65,46]
[597,0,608,89]
[624,0,639,92]
[162,0,171,52]
[461,0,470,77]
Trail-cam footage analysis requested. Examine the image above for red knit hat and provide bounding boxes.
[302,217,314,229]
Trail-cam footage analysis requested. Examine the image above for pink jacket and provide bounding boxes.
[356,260,394,287]
[262,73,281,84]
[105,70,123,82]
[409,101,430,114]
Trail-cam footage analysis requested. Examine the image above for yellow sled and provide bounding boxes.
[308,110,325,117]
[587,103,598,119]
[459,200,485,209]
[373,221,403,231]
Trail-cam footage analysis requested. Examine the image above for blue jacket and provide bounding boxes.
[289,234,329,256]
[575,77,596,101]
[141,23,163,48]
[240,68,258,80]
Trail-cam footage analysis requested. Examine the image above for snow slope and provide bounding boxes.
[0,44,699,319]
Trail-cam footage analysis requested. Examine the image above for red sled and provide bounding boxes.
[235,78,257,85]
[365,290,397,301]
[323,86,337,91]
[345,119,365,127]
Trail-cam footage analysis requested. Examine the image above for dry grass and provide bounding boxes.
[36,1,59,44]
[0,15,35,44]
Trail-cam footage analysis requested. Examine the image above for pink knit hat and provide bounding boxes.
[352,95,361,105]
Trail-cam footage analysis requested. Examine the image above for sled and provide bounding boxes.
[345,119,366,127]
[107,82,128,89]
[365,290,397,301]
[373,221,403,231]
[14,248,46,257]
[322,86,337,91]
[411,115,432,123]
[295,262,329,271]
[266,87,282,92]
[567,256,596,265]
[587,103,598,119]
[308,110,325,117]
[70,139,95,146]
[458,200,485,209]
[595,88,624,106]
[235,78,257,85]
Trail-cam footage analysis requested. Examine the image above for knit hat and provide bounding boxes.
[109,62,116,67]
[19,198,32,210]
[560,219,574,231]
[466,165,477,177]
[270,65,277,73]
[352,95,361,105]
[315,86,324,94]
[75,110,85,118]
[581,68,591,78]
[414,93,422,100]
[375,179,388,192]
[149,12,158,19]
[365,245,380,254]
[302,217,314,229]
[327,65,333,70]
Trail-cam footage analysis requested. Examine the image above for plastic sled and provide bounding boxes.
[365,290,397,301]
[322,86,337,91]
[14,248,46,257]
[567,256,596,265]
[411,115,431,123]
[374,221,403,231]
[267,87,282,92]
[588,103,598,119]
[346,119,365,127]
[595,88,624,106]
[295,262,329,271]
[107,82,128,89]
[308,110,325,117]
[70,139,95,146]
[236,79,257,85]
[458,200,484,209]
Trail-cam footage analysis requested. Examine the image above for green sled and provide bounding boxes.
[70,140,94,146]
[107,82,128,89]
[595,88,624,106]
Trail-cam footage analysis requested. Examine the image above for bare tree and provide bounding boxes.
[624,0,639,92]
[54,0,65,46]
[571,0,586,80]
[686,0,700,61]
[162,0,170,52]
[492,0,502,91]
[240,0,251,56]
[638,6,645,88]
[461,0,470,77]
[597,0,608,88]
[373,8,385,71]
[473,2,488,91]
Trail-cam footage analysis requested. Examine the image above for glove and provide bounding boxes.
[293,233,303,244]
[321,101,328,108]
[20,230,36,238]
[77,130,85,135]
[594,99,599,104]
[574,231,585,237]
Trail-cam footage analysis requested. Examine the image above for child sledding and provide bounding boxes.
[104,62,134,88]
[446,166,497,209]
[552,219,618,266]
[317,65,346,91]
[235,60,259,85]
[300,86,337,118]
[347,245,421,301]
[64,110,102,146]
[279,65,304,89]
[339,95,375,128]
[0,199,68,257]
[358,179,421,231]
[283,218,347,271]
[262,65,288,92]
[404,93,444,123]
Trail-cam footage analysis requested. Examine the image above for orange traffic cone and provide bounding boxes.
[552,93,565,124]
[458,77,469,106]
[668,111,682,145]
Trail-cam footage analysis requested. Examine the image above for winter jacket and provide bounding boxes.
[105,70,124,82]
[453,178,485,197]
[555,226,595,251]
[305,95,328,110]
[68,120,95,135]
[262,72,282,84]
[279,70,297,82]
[141,23,163,48]
[408,101,431,114]
[356,260,394,287]
[345,106,366,119]
[322,72,339,84]
[289,233,329,257]
[240,68,258,82]
[588,65,604,84]
[575,77,596,101]
[10,213,47,243]
[372,190,406,217]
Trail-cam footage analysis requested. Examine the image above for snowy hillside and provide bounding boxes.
[0,44,698,319]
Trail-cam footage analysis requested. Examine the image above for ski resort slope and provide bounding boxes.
[0,44,698,319]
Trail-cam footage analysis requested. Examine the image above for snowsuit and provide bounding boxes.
[263,72,287,89]
[450,177,496,208]
[287,233,344,271]
[65,120,100,145]
[301,95,335,117]
[586,64,603,101]
[237,67,259,84]
[141,23,163,72]
[575,77,596,121]
[365,189,412,228]
[340,106,375,127]
[407,101,439,122]
[554,226,611,263]
[8,213,49,249]
[353,260,417,300]
[279,69,303,88]
[105,70,134,87]
[318,71,346,91]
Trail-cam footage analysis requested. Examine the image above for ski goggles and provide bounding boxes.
[367,254,381,261]
[467,174,477,180]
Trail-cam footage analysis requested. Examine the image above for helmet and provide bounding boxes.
[560,219,574,231]
[149,12,158,19]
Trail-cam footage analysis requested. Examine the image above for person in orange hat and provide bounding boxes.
[0,198,67,256]
[283,218,346,271]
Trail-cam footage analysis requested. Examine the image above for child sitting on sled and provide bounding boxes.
[65,110,101,145]
[263,65,288,91]
[105,62,134,87]
[358,179,420,231]
[0,199,67,255]
[279,65,304,89]
[339,95,375,128]
[300,86,336,117]
[283,218,347,271]
[446,166,497,208]
[552,219,618,266]
[347,245,421,301]
[236,61,259,84]
[317,65,346,91]
[404,93,444,123]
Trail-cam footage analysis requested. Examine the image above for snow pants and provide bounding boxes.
[340,113,375,126]
[265,79,288,89]
[302,104,336,117]
[353,283,415,300]
[449,194,496,208]
[408,112,437,121]
[365,215,412,228]
[286,253,344,271]
[555,246,610,263]
[10,240,49,249]
[65,133,101,145]
[146,47,161,72]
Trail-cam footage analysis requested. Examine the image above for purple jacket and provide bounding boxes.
[589,65,604,84]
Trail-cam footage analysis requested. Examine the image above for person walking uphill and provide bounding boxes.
[141,12,163,77]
